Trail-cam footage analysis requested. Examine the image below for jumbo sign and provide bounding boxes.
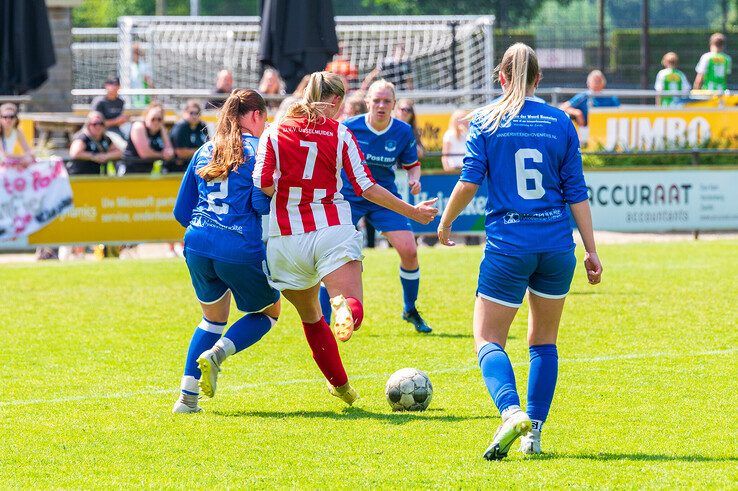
[587,108,738,151]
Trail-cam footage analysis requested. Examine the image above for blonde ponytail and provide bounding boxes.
[470,43,539,133]
[284,71,345,125]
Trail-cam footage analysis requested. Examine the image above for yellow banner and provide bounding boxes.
[587,107,738,151]
[28,175,183,245]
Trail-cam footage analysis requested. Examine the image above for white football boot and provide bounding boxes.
[330,295,355,342]
[172,393,202,414]
[483,408,532,460]
[196,349,221,398]
[326,380,359,406]
[519,429,542,455]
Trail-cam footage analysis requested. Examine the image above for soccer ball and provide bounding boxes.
[385,368,433,411]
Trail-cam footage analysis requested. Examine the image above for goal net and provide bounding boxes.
[72,15,495,105]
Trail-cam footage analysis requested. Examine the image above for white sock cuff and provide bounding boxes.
[399,268,420,280]
[180,375,199,393]
[266,315,278,327]
[215,337,237,357]
[501,405,521,421]
[198,317,226,334]
[531,419,544,432]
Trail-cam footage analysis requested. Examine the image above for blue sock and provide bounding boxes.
[181,317,226,394]
[399,267,420,312]
[478,342,520,415]
[319,285,332,323]
[223,313,275,354]
[527,344,558,428]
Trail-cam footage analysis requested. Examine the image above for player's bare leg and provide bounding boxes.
[322,260,364,341]
[520,292,567,455]
[282,284,358,405]
[384,230,432,333]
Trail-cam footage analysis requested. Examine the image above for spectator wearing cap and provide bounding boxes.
[207,70,234,110]
[91,76,128,139]
[168,100,209,172]
[560,70,620,127]
[68,111,122,175]
[655,52,691,106]
[694,33,732,91]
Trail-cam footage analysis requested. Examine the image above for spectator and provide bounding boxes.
[0,103,33,165]
[68,111,122,175]
[207,69,234,110]
[169,100,209,172]
[339,91,367,121]
[560,70,620,127]
[130,43,154,108]
[694,33,732,91]
[441,109,470,171]
[393,98,424,159]
[122,103,174,174]
[258,67,286,109]
[91,76,128,140]
[655,52,691,106]
[363,44,414,90]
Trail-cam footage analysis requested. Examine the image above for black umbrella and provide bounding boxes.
[258,0,338,92]
[0,0,56,95]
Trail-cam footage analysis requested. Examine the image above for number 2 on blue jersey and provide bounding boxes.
[206,178,229,214]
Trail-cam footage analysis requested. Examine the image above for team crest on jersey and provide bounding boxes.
[384,140,397,152]
[503,212,520,224]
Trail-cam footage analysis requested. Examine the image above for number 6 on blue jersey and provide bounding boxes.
[514,148,545,200]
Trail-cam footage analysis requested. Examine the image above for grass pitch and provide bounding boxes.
[2,241,737,488]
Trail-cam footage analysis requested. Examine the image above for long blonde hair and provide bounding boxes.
[470,43,539,133]
[284,71,345,125]
[197,89,266,182]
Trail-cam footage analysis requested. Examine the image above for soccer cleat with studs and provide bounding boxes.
[483,409,532,460]
[326,380,359,406]
[402,309,432,333]
[330,294,356,342]
[172,393,202,414]
[196,349,221,398]
[519,429,542,455]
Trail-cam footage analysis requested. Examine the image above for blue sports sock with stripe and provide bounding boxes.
[319,284,332,323]
[399,267,420,312]
[181,317,226,395]
[526,344,558,429]
[221,313,275,354]
[477,342,521,415]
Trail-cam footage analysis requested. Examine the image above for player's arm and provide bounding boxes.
[694,53,708,89]
[253,129,276,196]
[400,130,421,194]
[437,180,478,246]
[173,154,199,227]
[362,184,437,224]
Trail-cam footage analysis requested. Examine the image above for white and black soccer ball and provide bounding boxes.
[385,368,433,411]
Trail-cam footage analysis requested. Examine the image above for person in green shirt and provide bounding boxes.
[655,52,691,106]
[694,33,732,91]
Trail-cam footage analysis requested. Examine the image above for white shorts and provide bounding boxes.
[266,225,364,291]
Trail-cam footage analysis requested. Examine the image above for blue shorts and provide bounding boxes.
[185,251,280,313]
[349,195,412,233]
[477,248,577,308]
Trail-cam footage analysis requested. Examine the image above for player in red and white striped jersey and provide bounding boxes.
[254,72,437,405]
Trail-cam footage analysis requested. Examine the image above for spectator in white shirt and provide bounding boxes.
[441,109,470,171]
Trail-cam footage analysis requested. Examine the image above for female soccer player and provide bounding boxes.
[172,89,281,413]
[254,72,437,405]
[437,43,603,459]
[319,80,433,333]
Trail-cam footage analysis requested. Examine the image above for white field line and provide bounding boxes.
[2,347,736,408]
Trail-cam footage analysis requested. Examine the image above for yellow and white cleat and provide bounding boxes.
[483,409,532,460]
[326,380,359,406]
[330,294,355,342]
[196,349,221,398]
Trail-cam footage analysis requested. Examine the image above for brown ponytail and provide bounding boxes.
[284,71,345,126]
[197,89,266,181]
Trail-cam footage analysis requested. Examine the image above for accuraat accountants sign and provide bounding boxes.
[585,168,738,231]
[587,107,738,151]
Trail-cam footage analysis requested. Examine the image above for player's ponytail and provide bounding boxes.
[470,43,540,134]
[198,89,267,182]
[284,71,345,125]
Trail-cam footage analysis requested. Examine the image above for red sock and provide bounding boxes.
[346,297,364,329]
[302,318,348,387]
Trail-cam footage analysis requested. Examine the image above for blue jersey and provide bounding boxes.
[173,134,268,264]
[460,97,589,254]
[566,91,620,125]
[341,114,419,197]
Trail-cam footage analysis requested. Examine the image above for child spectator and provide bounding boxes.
[91,76,128,139]
[694,33,732,91]
[560,70,620,127]
[169,100,209,172]
[68,111,122,175]
[655,52,691,106]
[0,103,34,165]
[441,109,470,171]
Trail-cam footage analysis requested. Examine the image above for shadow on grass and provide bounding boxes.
[528,452,737,463]
[214,406,490,425]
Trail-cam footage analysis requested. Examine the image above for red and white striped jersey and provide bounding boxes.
[254,116,376,237]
